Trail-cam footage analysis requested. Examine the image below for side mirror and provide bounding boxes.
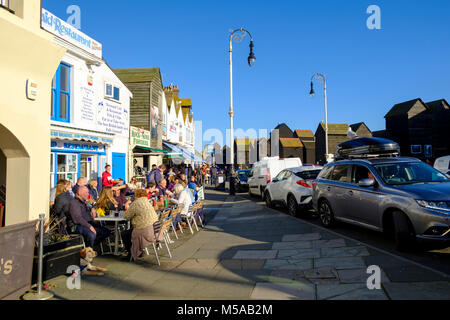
[358,178,375,188]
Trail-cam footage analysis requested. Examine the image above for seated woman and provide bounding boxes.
[52,180,74,233]
[87,179,99,200]
[96,187,118,216]
[128,176,139,191]
[188,175,199,201]
[113,188,131,211]
[170,183,195,230]
[167,175,177,193]
[122,189,165,261]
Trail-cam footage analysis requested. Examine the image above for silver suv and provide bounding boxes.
[312,157,450,251]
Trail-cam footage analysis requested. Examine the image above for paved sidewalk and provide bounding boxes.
[45,189,450,300]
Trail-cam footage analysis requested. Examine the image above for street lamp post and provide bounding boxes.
[229,27,255,195]
[310,73,328,163]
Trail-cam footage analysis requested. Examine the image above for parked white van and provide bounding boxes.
[248,156,302,198]
[434,156,450,175]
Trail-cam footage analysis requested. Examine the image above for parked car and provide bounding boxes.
[235,169,251,193]
[248,156,302,198]
[433,155,450,175]
[313,137,450,251]
[264,165,323,216]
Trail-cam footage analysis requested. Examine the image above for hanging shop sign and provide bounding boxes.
[130,126,150,148]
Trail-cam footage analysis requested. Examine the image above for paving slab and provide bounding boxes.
[321,246,370,258]
[282,233,322,242]
[382,281,450,300]
[264,259,313,270]
[337,268,390,284]
[277,248,322,259]
[250,281,315,300]
[312,239,346,248]
[317,283,388,300]
[314,257,366,269]
[272,241,312,250]
[233,250,278,259]
[176,258,219,269]
[303,267,338,279]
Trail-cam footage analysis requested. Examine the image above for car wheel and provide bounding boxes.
[287,195,298,217]
[393,211,415,252]
[265,191,274,208]
[318,199,335,228]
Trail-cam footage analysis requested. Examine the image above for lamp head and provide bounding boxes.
[309,81,315,97]
[248,40,256,67]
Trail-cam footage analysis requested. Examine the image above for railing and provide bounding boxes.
[0,0,14,14]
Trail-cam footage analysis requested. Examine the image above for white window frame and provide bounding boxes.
[410,145,422,154]
[104,82,120,102]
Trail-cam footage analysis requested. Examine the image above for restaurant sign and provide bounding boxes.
[41,9,102,59]
[130,126,150,148]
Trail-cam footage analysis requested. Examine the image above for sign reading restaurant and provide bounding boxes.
[130,126,151,148]
[41,9,102,59]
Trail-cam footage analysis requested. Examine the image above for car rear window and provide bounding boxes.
[295,170,321,180]
[329,165,350,183]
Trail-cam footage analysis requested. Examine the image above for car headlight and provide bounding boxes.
[416,200,450,212]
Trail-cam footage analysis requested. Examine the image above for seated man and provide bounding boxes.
[157,179,173,198]
[72,177,88,195]
[67,186,110,248]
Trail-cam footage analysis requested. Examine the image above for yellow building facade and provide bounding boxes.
[0,0,65,226]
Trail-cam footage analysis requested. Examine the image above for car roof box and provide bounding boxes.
[336,137,400,159]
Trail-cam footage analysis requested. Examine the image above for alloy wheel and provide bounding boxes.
[319,201,333,227]
[288,196,297,216]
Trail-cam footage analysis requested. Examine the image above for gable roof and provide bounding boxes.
[280,138,303,148]
[182,107,189,122]
[350,122,371,133]
[384,98,428,118]
[294,129,314,138]
[426,99,450,112]
[317,122,349,135]
[113,68,162,84]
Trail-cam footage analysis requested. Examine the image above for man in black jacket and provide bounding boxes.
[68,186,110,248]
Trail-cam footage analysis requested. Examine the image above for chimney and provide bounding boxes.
[163,84,180,96]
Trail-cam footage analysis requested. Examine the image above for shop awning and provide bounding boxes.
[163,142,203,163]
[133,146,181,157]
[51,128,114,145]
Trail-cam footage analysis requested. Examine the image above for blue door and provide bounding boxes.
[112,153,126,181]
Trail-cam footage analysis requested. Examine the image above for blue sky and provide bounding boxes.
[43,0,450,152]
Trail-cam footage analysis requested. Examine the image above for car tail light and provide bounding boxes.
[312,181,317,188]
[266,169,271,184]
[297,179,311,188]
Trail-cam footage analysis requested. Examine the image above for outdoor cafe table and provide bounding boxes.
[95,211,128,256]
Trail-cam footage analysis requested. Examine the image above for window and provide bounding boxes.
[275,170,286,181]
[283,171,292,180]
[295,170,321,180]
[51,63,71,123]
[330,165,349,183]
[318,166,334,180]
[374,162,448,185]
[0,0,13,13]
[351,165,372,184]
[105,82,120,101]
[56,154,78,186]
[410,145,422,154]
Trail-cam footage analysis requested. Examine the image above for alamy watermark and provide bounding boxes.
[66,5,81,30]
[66,265,81,290]
[366,5,381,30]
[366,265,381,290]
